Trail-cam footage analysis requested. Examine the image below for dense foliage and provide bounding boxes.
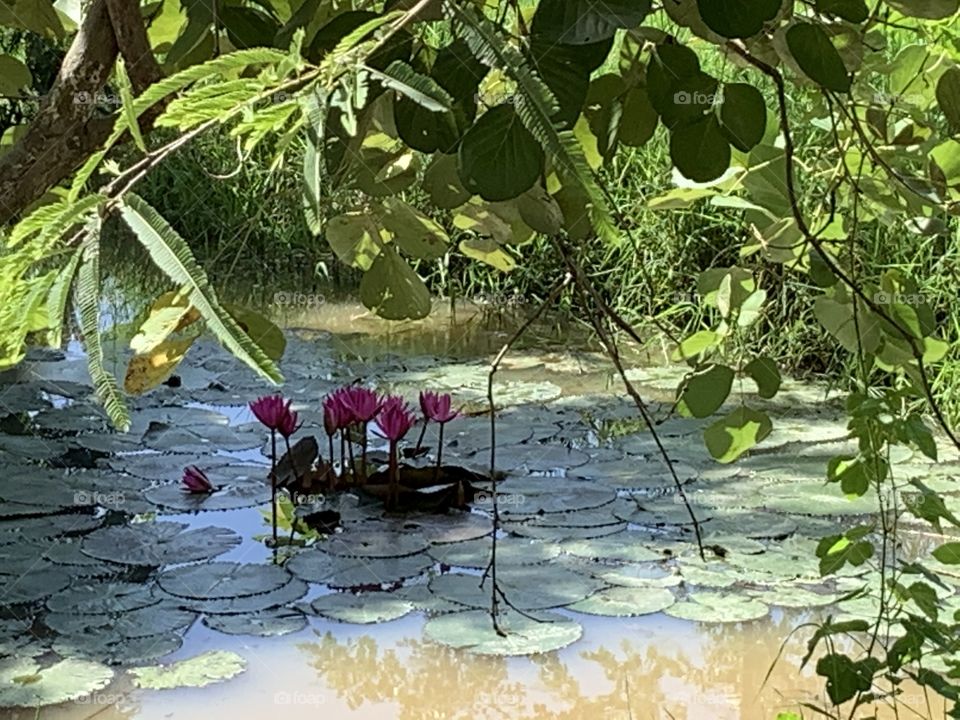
[2,0,960,716]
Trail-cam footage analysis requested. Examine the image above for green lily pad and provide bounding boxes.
[158,561,293,600]
[750,586,842,609]
[0,657,113,707]
[494,478,617,515]
[53,632,183,666]
[287,549,434,588]
[505,520,628,540]
[130,650,246,690]
[665,592,769,623]
[393,583,468,614]
[429,537,562,568]
[429,563,606,610]
[424,608,582,656]
[202,608,306,636]
[568,586,676,617]
[47,582,157,614]
[319,526,431,558]
[81,522,241,566]
[561,535,662,563]
[1,566,73,604]
[763,482,879,516]
[490,445,592,473]
[309,592,414,624]
[172,578,308,614]
[597,562,682,588]
[43,604,196,638]
[144,480,270,512]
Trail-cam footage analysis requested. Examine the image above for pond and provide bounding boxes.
[1,301,956,719]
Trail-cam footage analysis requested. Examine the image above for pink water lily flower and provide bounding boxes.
[341,386,382,424]
[182,466,214,494]
[376,395,416,442]
[323,392,347,436]
[419,390,459,424]
[250,395,299,438]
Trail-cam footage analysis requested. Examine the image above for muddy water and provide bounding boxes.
[5,301,948,720]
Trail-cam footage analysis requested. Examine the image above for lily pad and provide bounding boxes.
[130,650,246,690]
[568,586,676,617]
[561,535,662,563]
[429,563,606,610]
[494,478,618,515]
[429,537,562,568]
[1,566,73,604]
[144,480,270,512]
[319,526,431,558]
[288,549,434,589]
[491,444,591,473]
[665,591,769,623]
[597,562,682,588]
[81,522,241,566]
[173,578,309,615]
[202,608,306,636]
[424,609,582,656]
[47,582,158,614]
[309,592,414,624]
[0,657,113,707]
[158,561,292,600]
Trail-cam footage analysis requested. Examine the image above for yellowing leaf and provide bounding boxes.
[130,290,200,354]
[124,337,197,394]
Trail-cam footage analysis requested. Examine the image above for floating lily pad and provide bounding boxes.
[597,562,682,588]
[704,510,798,539]
[615,498,713,526]
[763,482,879,516]
[494,478,617,515]
[429,537,562,568]
[130,650,246,690]
[393,583,469,614]
[43,541,119,573]
[319,526,431,558]
[561,535,662,563]
[288,549,434,589]
[424,609,582,656]
[1,566,72,605]
[53,630,183,665]
[568,586,676,617]
[0,434,70,460]
[750,586,842,609]
[144,480,270,512]
[309,592,414,624]
[47,582,158,614]
[491,444,591,473]
[81,522,241,566]
[504,520,628,540]
[677,561,740,588]
[570,457,698,491]
[665,592,769,623]
[202,608,306,636]
[0,657,113,707]
[158,561,292,600]
[44,603,195,638]
[411,512,492,544]
[173,578,308,614]
[429,563,606,610]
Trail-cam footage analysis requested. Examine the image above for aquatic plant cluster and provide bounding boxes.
[182,387,461,538]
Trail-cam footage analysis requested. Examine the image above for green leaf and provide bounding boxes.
[459,236,516,272]
[76,219,130,432]
[786,22,852,93]
[816,0,870,22]
[119,194,282,384]
[696,0,780,38]
[936,67,960,133]
[0,55,31,96]
[359,245,431,320]
[744,356,780,398]
[618,85,659,147]
[883,0,958,18]
[678,364,734,418]
[45,245,83,348]
[424,153,471,209]
[531,0,651,44]
[380,197,450,260]
[129,289,199,354]
[932,542,960,564]
[816,653,878,705]
[813,295,882,354]
[703,406,773,463]
[223,304,286,362]
[670,115,731,183]
[325,212,386,270]
[719,83,766,152]
[458,104,544,201]
[931,139,960,185]
[528,40,592,129]
[115,59,146,153]
[671,329,721,361]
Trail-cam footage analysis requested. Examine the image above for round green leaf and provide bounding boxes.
[618,85,659,147]
[459,237,516,272]
[678,364,735,418]
[569,586,676,617]
[0,658,113,707]
[359,245,432,320]
[158,561,293,600]
[816,0,870,22]
[130,650,246,690]
[703,406,773,463]
[424,154,471,209]
[665,592,769,622]
[670,115,731,183]
[884,0,958,18]
[310,592,413,624]
[325,212,385,271]
[785,22,852,93]
[719,83,766,152]
[697,0,781,37]
[457,105,544,201]
[531,0,651,44]
[744,356,781,399]
[528,40,591,129]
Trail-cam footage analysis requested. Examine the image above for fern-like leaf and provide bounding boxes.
[76,217,131,431]
[368,61,454,113]
[447,2,618,244]
[119,194,283,384]
[45,244,84,348]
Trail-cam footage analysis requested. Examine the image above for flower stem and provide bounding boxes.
[270,429,278,548]
[328,434,336,492]
[360,421,368,486]
[414,420,427,453]
[388,440,398,510]
[434,422,444,483]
